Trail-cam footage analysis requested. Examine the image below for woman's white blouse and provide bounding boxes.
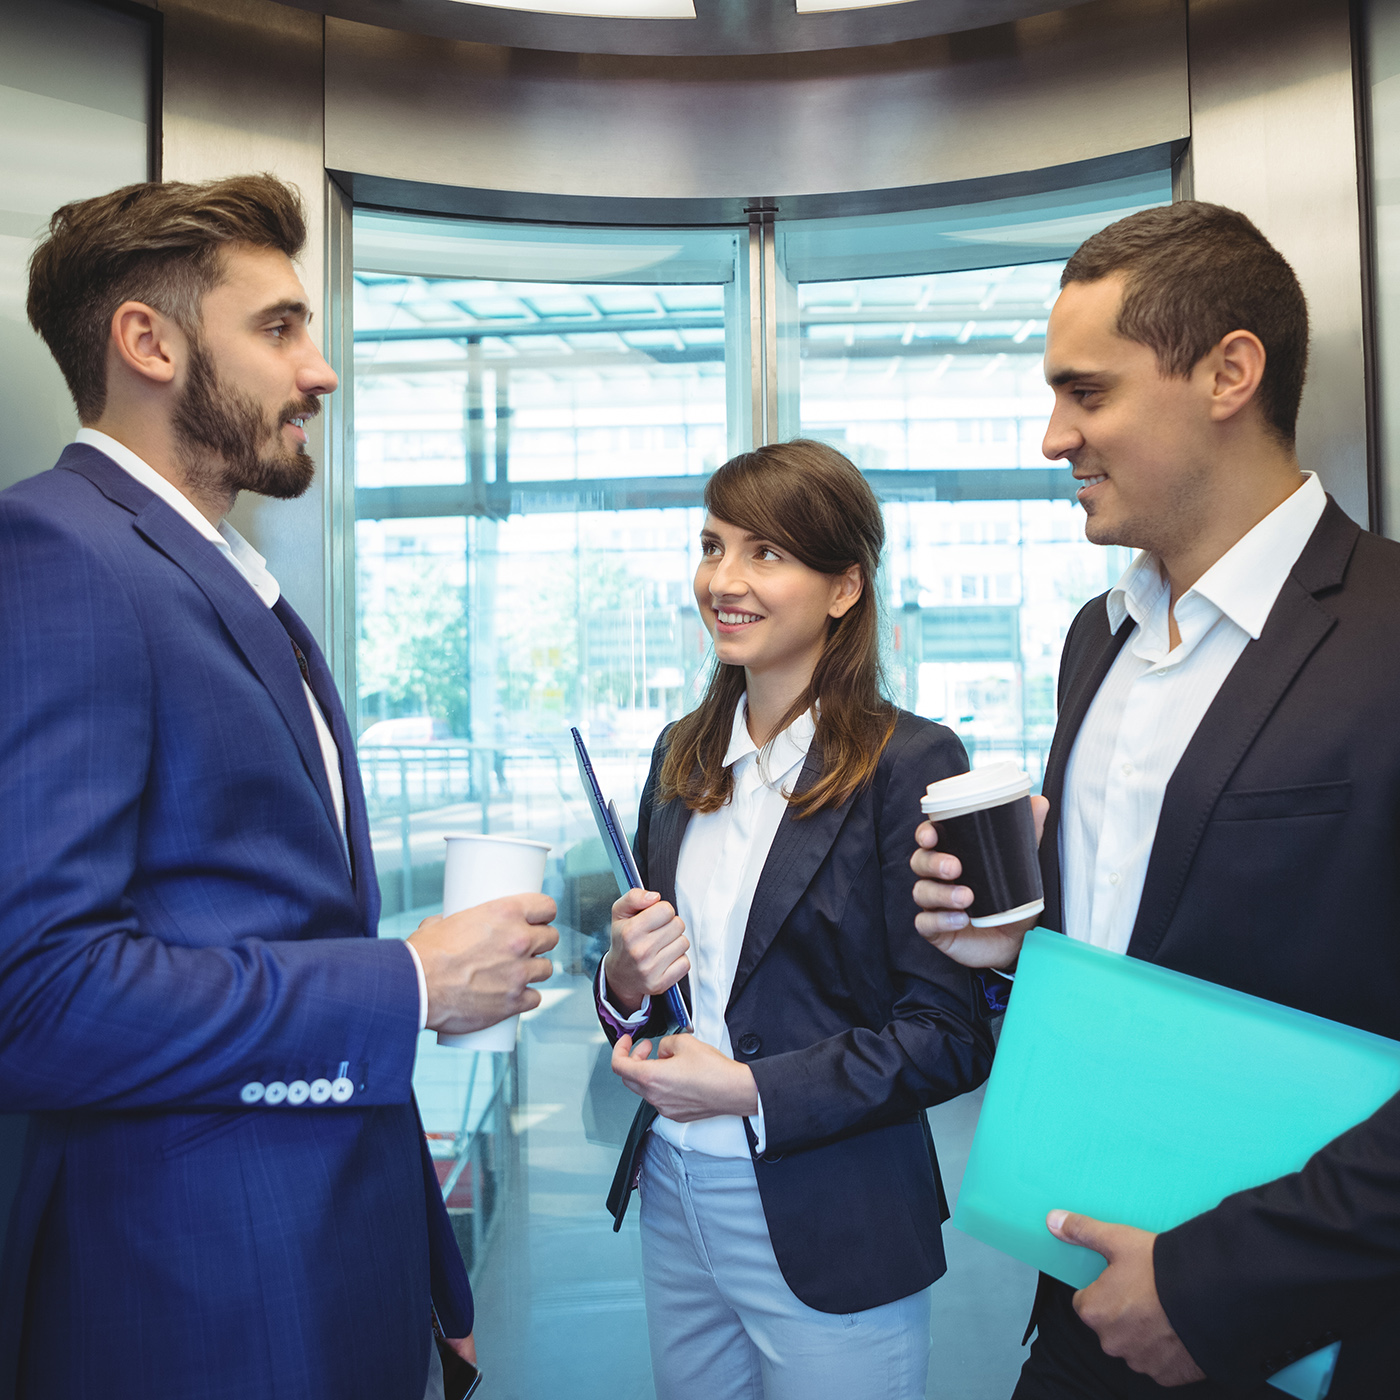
[604,699,815,1158]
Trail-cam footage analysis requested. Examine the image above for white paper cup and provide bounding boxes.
[436,833,551,1052]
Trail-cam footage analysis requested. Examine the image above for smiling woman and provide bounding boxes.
[599,440,997,1400]
[660,439,892,817]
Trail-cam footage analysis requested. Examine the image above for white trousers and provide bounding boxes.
[638,1134,932,1400]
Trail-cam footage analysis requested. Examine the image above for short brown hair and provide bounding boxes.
[1062,201,1309,443]
[27,174,307,422]
[659,439,896,818]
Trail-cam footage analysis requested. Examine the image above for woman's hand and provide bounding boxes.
[611,1033,758,1122]
[910,795,1049,969]
[601,887,689,1015]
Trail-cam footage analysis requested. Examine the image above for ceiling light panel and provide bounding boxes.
[446,0,695,16]
[795,0,921,12]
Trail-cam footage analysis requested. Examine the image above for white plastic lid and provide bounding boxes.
[443,833,552,852]
[920,761,1032,821]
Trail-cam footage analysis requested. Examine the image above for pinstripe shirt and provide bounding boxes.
[1060,472,1325,954]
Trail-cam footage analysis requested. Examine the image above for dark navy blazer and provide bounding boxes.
[1033,500,1400,1396]
[602,709,996,1314]
[0,447,471,1400]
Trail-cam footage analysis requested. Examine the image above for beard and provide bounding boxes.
[172,338,319,502]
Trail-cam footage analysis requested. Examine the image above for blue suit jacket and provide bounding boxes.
[0,446,472,1400]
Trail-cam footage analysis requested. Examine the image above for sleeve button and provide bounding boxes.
[309,1078,332,1104]
[330,1077,355,1104]
[239,1082,265,1104]
[286,1080,311,1105]
[263,1081,288,1105]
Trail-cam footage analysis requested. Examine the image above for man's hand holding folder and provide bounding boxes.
[1044,1212,1206,1387]
[908,801,1209,1389]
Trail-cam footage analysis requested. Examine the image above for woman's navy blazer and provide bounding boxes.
[602,709,996,1314]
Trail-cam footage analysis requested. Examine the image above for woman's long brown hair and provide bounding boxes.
[658,439,896,818]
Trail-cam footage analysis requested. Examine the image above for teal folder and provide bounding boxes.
[953,929,1400,1400]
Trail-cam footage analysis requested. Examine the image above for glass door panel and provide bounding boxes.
[779,173,1173,785]
[792,260,1132,786]
[353,212,741,1399]
[348,177,1172,1397]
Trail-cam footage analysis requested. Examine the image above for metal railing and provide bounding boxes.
[358,740,656,914]
[425,1051,516,1272]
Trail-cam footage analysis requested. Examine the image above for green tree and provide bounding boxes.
[359,556,470,734]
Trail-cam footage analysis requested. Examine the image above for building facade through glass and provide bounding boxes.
[347,170,1170,1398]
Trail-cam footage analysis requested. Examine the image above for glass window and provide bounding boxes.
[778,172,1172,784]
[349,171,1170,1397]
[354,213,743,1397]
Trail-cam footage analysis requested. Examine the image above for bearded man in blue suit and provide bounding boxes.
[0,175,558,1400]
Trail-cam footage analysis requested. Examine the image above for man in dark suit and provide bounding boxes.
[0,175,557,1400]
[910,201,1400,1397]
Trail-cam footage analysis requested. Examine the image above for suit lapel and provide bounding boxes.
[1039,604,1132,932]
[1126,501,1358,961]
[728,744,855,1008]
[276,599,373,922]
[62,449,348,863]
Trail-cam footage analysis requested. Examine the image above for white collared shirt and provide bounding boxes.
[603,700,815,1157]
[73,430,430,1025]
[1061,472,1327,954]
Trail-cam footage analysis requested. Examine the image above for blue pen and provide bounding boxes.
[570,727,692,1033]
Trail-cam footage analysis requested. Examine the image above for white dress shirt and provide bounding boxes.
[602,700,815,1157]
[75,430,430,1026]
[1061,472,1327,954]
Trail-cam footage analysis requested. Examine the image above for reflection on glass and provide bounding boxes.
[354,214,741,1399]
[790,259,1141,785]
[349,180,1170,1397]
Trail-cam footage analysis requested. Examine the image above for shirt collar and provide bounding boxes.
[1105,472,1326,641]
[722,696,816,790]
[74,428,281,609]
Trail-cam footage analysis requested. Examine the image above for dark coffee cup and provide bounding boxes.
[921,762,1044,927]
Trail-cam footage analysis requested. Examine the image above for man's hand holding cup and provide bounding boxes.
[603,887,690,1016]
[409,893,558,1035]
[910,763,1050,970]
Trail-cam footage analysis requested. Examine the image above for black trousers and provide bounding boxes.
[1011,1279,1275,1400]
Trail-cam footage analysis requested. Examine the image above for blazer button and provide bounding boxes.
[737,1033,761,1056]
[330,1077,355,1104]
[263,1081,288,1105]
[239,1082,265,1104]
[309,1078,333,1104]
[286,1080,311,1105]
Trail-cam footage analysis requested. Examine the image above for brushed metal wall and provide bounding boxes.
[280,0,1092,59]
[139,0,1379,631]
[158,0,337,645]
[1189,0,1372,527]
[323,0,1189,220]
[1365,0,1400,539]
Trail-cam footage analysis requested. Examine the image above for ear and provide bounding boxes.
[828,563,864,619]
[109,300,181,388]
[1205,328,1267,425]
